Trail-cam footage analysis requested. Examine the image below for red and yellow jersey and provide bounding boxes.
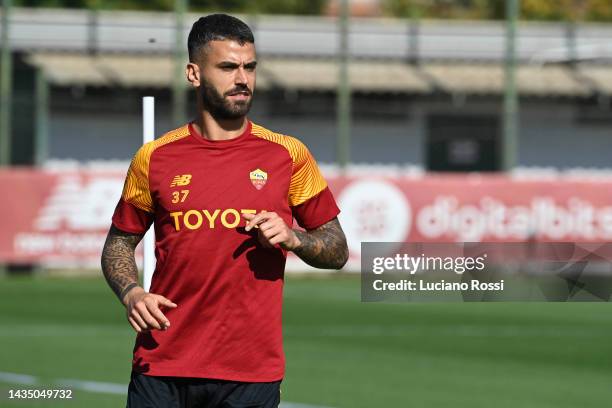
[111,121,339,382]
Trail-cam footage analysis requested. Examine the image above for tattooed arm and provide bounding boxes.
[101,225,143,303]
[101,225,176,332]
[243,213,348,270]
[292,218,348,269]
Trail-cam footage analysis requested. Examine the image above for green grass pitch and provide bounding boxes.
[0,275,610,407]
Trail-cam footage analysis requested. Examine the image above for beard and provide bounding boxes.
[199,77,252,120]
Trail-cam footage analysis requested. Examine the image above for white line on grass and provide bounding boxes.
[55,378,128,395]
[0,371,38,385]
[2,322,609,339]
[0,371,333,408]
[283,324,612,338]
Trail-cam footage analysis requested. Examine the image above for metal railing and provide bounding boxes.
[1,7,612,62]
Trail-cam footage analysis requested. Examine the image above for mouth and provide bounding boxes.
[227,90,251,98]
[227,93,250,102]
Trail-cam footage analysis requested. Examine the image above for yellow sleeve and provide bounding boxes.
[121,143,154,213]
[288,139,327,207]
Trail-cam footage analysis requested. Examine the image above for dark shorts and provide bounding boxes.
[127,372,281,408]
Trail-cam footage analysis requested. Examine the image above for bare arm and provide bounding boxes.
[101,224,176,332]
[292,218,349,270]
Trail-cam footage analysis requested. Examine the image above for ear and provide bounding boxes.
[186,63,201,88]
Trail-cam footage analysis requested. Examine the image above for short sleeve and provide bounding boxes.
[292,186,340,230]
[112,200,154,234]
[111,145,155,234]
[288,140,340,229]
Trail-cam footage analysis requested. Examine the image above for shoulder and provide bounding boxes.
[250,122,310,164]
[133,125,191,162]
[125,125,190,181]
[128,125,190,177]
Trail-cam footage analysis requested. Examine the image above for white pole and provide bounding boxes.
[142,96,155,292]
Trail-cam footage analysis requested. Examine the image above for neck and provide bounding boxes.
[193,111,248,141]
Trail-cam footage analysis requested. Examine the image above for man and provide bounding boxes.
[101,13,348,408]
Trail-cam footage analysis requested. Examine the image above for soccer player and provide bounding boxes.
[101,13,348,408]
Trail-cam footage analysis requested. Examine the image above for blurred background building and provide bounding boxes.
[2,0,612,170]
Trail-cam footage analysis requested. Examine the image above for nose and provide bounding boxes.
[235,67,248,86]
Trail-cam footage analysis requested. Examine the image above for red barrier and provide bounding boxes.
[0,169,126,266]
[1,169,611,268]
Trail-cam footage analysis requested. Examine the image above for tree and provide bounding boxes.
[382,0,612,21]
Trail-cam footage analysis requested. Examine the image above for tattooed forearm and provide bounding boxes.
[293,218,348,269]
[101,225,144,303]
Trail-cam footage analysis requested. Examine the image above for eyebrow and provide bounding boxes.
[217,60,258,69]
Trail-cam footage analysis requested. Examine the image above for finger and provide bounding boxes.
[130,309,149,330]
[267,228,296,248]
[257,230,275,248]
[243,211,273,220]
[157,296,178,309]
[128,316,142,333]
[136,303,162,330]
[245,212,276,231]
[245,213,270,231]
[268,233,287,246]
[262,225,285,241]
[258,220,277,233]
[148,304,171,329]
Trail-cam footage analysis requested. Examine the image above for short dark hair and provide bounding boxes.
[187,14,255,62]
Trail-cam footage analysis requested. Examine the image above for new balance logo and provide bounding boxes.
[170,174,192,187]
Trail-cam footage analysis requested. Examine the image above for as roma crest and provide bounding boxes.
[249,168,268,190]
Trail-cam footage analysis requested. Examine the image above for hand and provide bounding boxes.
[122,286,177,333]
[243,211,301,251]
